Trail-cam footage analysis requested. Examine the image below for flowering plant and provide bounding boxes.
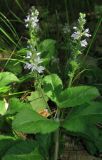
[0,6,101,160]
[68,13,91,87]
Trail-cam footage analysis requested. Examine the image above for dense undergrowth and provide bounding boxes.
[0,0,102,160]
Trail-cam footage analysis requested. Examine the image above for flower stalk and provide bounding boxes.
[24,6,45,74]
[68,13,91,87]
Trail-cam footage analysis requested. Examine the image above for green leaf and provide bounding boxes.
[58,86,100,108]
[5,61,22,75]
[12,108,59,134]
[83,140,98,155]
[0,86,10,94]
[36,134,51,159]
[6,98,31,115]
[0,99,7,115]
[0,135,16,157]
[39,39,56,65]
[27,90,48,112]
[43,74,63,104]
[2,140,43,160]
[0,72,19,87]
[62,101,102,140]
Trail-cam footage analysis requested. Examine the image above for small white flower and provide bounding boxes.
[25,15,30,23]
[25,7,39,29]
[25,24,28,28]
[84,28,91,37]
[24,51,45,73]
[24,63,32,70]
[36,66,45,73]
[81,39,88,47]
[35,9,39,16]
[73,26,77,30]
[26,51,32,59]
[31,64,36,72]
[71,31,81,40]
[30,64,45,73]
[36,52,41,56]
[34,55,43,64]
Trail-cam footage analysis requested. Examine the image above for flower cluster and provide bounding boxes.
[68,13,91,86]
[24,6,45,74]
[71,13,91,48]
[24,51,45,73]
[25,6,39,30]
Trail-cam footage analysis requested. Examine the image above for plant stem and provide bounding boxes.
[68,75,73,87]
[54,129,59,160]
[68,68,76,87]
[54,110,60,160]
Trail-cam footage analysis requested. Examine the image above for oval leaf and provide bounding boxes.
[12,108,59,134]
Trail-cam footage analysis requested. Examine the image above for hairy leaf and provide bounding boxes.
[58,86,100,108]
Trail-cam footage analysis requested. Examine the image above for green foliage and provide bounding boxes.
[2,140,43,160]
[6,98,31,115]
[43,74,99,108]
[0,2,102,159]
[0,86,10,94]
[62,101,102,145]
[12,108,60,134]
[39,39,57,66]
[36,134,52,159]
[0,135,16,157]
[58,86,100,108]
[5,61,22,75]
[0,99,6,115]
[0,72,19,87]
[43,74,63,104]
[27,90,48,112]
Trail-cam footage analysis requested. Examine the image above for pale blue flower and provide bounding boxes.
[24,51,45,73]
[81,39,88,47]
[24,63,33,70]
[32,65,45,73]
[25,7,39,29]
[71,31,81,40]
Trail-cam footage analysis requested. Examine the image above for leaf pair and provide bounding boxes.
[12,74,100,136]
[43,74,100,108]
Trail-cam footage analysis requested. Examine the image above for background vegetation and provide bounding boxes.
[0,0,102,160]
